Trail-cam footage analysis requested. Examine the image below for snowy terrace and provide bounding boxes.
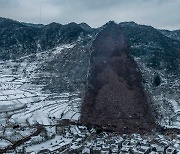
[0,60,82,149]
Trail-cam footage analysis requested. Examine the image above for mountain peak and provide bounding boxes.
[79,23,92,32]
[119,21,138,27]
[103,20,117,27]
[0,17,22,28]
[46,22,62,27]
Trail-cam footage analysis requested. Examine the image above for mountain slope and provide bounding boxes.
[119,22,180,127]
[119,22,180,72]
[160,29,180,42]
[0,17,93,60]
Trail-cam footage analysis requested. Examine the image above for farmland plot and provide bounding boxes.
[0,59,82,151]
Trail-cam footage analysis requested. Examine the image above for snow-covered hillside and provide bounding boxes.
[120,22,180,129]
[0,18,179,153]
[0,42,88,152]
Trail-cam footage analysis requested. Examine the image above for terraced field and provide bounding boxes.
[0,55,82,150]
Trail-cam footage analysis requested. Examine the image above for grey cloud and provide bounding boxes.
[0,0,179,30]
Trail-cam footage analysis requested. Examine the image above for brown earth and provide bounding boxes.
[80,22,158,134]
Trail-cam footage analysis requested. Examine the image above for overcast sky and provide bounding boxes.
[0,0,180,30]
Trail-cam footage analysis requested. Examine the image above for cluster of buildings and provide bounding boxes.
[21,124,180,154]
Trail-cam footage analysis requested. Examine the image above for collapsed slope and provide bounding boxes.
[81,22,158,133]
